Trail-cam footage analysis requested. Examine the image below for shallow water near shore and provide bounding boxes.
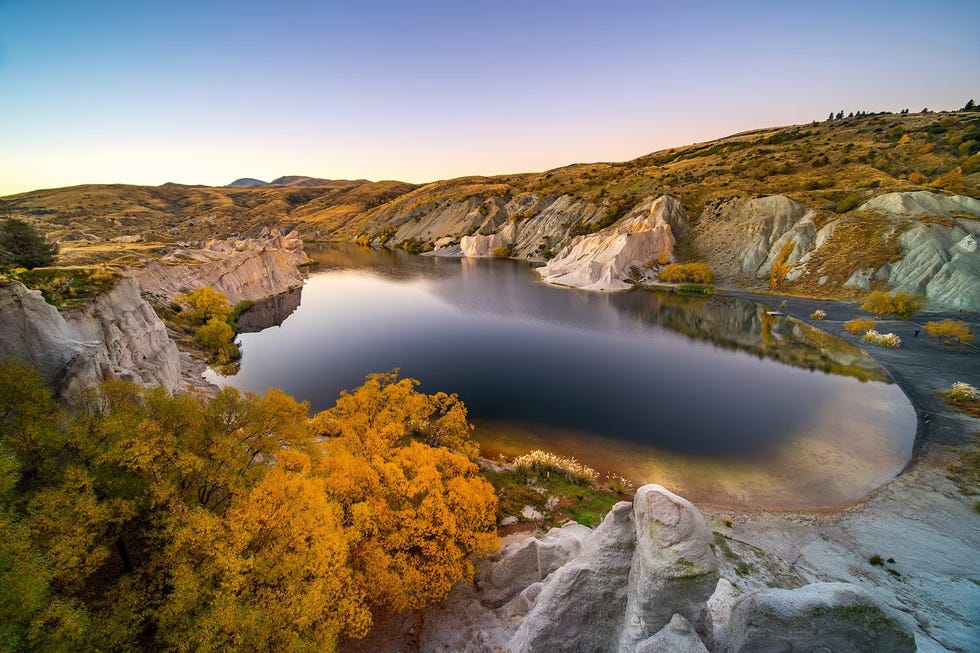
[206,243,915,509]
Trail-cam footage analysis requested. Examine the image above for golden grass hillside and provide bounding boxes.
[2,108,977,276]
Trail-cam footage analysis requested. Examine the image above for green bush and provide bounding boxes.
[835,193,863,214]
[0,218,58,269]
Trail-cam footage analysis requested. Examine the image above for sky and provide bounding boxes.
[1,0,978,196]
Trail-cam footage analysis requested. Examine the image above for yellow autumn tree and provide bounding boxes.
[157,452,371,653]
[0,361,498,651]
[173,286,234,324]
[314,372,498,611]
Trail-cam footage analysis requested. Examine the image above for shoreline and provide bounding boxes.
[704,289,979,651]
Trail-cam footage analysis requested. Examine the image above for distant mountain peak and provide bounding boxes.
[227,178,269,187]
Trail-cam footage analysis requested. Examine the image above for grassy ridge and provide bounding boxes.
[1,109,976,272]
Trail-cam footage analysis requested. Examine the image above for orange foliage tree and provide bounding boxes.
[0,361,498,651]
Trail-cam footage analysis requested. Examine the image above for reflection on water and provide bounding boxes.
[237,288,303,333]
[208,243,915,509]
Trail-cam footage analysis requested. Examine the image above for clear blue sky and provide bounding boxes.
[1,0,978,195]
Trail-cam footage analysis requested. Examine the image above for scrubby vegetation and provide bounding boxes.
[0,362,497,651]
[512,450,599,485]
[844,317,877,334]
[810,309,826,320]
[860,290,924,319]
[493,244,515,258]
[941,382,980,419]
[658,262,715,284]
[172,287,241,366]
[924,319,974,344]
[7,266,119,307]
[946,434,980,497]
[485,457,623,529]
[862,330,902,348]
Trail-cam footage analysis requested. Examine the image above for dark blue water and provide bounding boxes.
[207,244,915,508]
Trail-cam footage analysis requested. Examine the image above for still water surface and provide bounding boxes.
[207,244,915,509]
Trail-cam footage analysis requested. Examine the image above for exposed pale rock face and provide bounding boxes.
[413,484,923,653]
[885,221,980,310]
[536,196,689,290]
[133,229,308,304]
[635,614,709,653]
[735,196,813,276]
[460,233,506,258]
[857,190,980,217]
[0,281,92,390]
[481,522,592,607]
[619,485,719,650]
[509,502,636,652]
[0,279,180,395]
[66,277,181,393]
[722,582,916,653]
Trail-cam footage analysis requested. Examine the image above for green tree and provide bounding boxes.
[0,218,58,270]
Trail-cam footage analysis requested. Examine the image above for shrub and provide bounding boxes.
[869,554,884,566]
[844,318,876,334]
[658,262,715,284]
[770,241,795,289]
[0,218,58,269]
[863,330,901,348]
[924,319,973,344]
[512,450,598,485]
[195,318,240,363]
[835,194,863,214]
[601,473,634,495]
[860,290,923,318]
[810,309,826,320]
[492,244,515,258]
[942,382,978,403]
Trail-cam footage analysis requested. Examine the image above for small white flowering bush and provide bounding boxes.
[943,382,978,403]
[512,450,599,485]
[810,309,827,320]
[863,330,901,348]
[601,473,635,495]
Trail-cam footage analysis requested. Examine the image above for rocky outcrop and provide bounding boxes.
[415,485,918,653]
[636,614,709,653]
[536,196,689,290]
[698,191,980,310]
[619,486,718,650]
[133,229,308,304]
[481,521,592,607]
[509,501,636,652]
[857,190,980,217]
[721,582,916,653]
[461,222,516,258]
[0,278,180,395]
[734,196,816,277]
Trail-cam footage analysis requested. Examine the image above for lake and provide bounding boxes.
[207,244,916,509]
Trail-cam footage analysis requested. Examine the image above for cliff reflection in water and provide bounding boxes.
[607,291,889,384]
[236,287,303,333]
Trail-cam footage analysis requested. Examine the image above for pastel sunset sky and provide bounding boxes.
[1,0,978,195]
